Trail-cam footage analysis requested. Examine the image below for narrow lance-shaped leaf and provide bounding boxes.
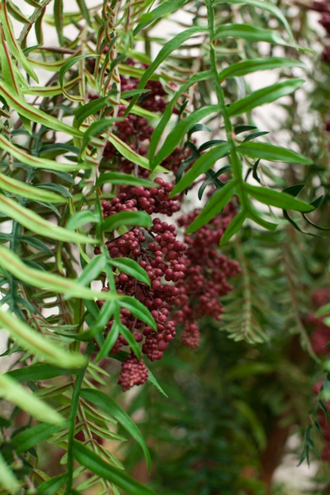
[152,105,218,169]
[213,24,287,44]
[186,180,237,234]
[0,452,20,495]
[76,300,117,342]
[72,441,157,495]
[227,79,305,117]
[125,27,208,115]
[149,70,212,164]
[134,0,188,34]
[0,306,86,367]
[0,172,65,203]
[0,134,89,172]
[219,58,306,81]
[220,211,247,245]
[245,183,314,212]
[213,0,295,42]
[11,423,62,454]
[0,373,63,425]
[101,211,151,232]
[0,0,39,81]
[0,194,95,244]
[238,142,313,165]
[0,245,122,302]
[0,82,82,138]
[109,258,150,286]
[171,143,230,196]
[66,211,99,231]
[81,388,151,472]
[96,172,158,189]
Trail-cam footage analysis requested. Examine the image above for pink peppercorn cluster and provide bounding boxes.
[310,1,330,64]
[309,288,330,460]
[93,61,240,391]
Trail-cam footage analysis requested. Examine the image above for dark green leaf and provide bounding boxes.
[245,184,314,212]
[101,211,151,232]
[109,258,150,286]
[238,142,313,165]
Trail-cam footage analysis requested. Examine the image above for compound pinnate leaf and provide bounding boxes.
[81,388,151,472]
[72,441,157,495]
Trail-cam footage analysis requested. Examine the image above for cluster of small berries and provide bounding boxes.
[94,63,239,391]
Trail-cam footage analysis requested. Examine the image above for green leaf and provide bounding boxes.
[0,134,87,172]
[117,319,142,360]
[82,118,122,150]
[76,255,107,287]
[75,0,91,26]
[101,211,151,232]
[120,296,156,331]
[108,134,157,171]
[11,423,62,454]
[0,194,95,244]
[72,441,157,495]
[134,0,188,34]
[59,54,98,89]
[0,373,63,424]
[75,96,111,127]
[77,300,117,342]
[0,452,20,495]
[213,0,295,42]
[37,473,67,495]
[96,172,157,189]
[66,211,99,231]
[54,0,64,45]
[109,258,150,286]
[220,57,305,81]
[0,173,64,203]
[125,27,207,115]
[238,142,313,165]
[213,24,286,44]
[0,306,86,367]
[81,388,151,472]
[171,143,230,196]
[220,211,247,245]
[152,105,218,169]
[149,71,211,164]
[248,184,314,213]
[0,245,121,302]
[7,363,79,382]
[0,82,82,138]
[96,317,120,361]
[0,0,39,81]
[186,180,237,233]
[227,79,304,117]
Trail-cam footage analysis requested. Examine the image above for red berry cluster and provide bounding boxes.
[309,288,330,460]
[310,1,330,64]
[94,63,240,391]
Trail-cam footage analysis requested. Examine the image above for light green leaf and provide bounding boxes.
[0,373,63,424]
[120,296,156,331]
[76,300,116,342]
[81,388,151,472]
[0,173,64,203]
[73,441,157,494]
[227,79,304,117]
[219,58,306,81]
[108,134,153,171]
[0,306,86,367]
[213,0,295,42]
[213,24,286,44]
[238,142,313,165]
[245,183,314,212]
[82,118,122,150]
[76,255,107,287]
[134,0,188,34]
[66,211,99,231]
[171,143,230,196]
[0,81,82,138]
[186,180,237,233]
[0,452,20,495]
[109,258,150,286]
[96,172,157,189]
[0,0,39,81]
[0,194,95,244]
[101,211,151,232]
[0,245,121,302]
[0,134,88,172]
